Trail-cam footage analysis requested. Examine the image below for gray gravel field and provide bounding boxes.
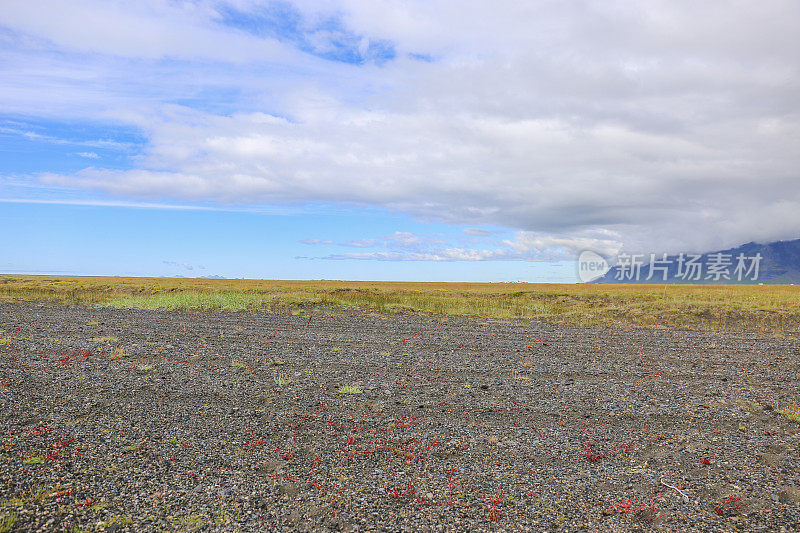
[1,302,800,532]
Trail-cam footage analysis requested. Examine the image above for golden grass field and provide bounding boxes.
[1,275,799,334]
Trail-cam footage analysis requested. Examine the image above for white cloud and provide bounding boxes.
[162,260,194,270]
[384,231,446,248]
[341,238,377,248]
[0,0,312,64]
[463,228,493,237]
[75,152,99,159]
[3,1,800,256]
[312,230,595,261]
[0,125,133,150]
[325,249,511,262]
[502,232,624,260]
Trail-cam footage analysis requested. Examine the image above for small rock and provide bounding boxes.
[278,482,301,497]
[779,486,800,503]
[259,460,287,473]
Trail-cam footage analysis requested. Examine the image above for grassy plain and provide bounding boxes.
[1,275,798,334]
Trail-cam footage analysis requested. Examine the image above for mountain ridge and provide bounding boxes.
[593,238,800,284]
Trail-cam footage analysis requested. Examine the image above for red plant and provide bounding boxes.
[243,428,268,449]
[20,427,50,438]
[49,488,75,498]
[278,438,296,460]
[603,489,665,521]
[390,479,418,499]
[635,371,662,387]
[607,440,634,455]
[700,448,717,466]
[330,483,346,516]
[75,497,98,507]
[485,456,501,467]
[392,415,410,429]
[46,435,79,461]
[484,485,505,521]
[584,442,602,463]
[603,497,645,516]
[444,467,456,505]
[401,331,423,344]
[2,326,22,345]
[713,495,745,516]
[59,351,91,364]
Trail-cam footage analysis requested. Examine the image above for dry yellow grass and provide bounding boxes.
[1,274,799,333]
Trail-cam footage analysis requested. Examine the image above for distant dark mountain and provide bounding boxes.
[594,238,800,284]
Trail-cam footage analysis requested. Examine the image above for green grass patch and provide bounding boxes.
[0,512,16,533]
[338,385,363,394]
[2,275,800,333]
[92,336,119,343]
[168,513,207,532]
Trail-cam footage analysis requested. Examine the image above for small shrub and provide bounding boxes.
[22,455,44,465]
[273,373,290,386]
[778,404,800,423]
[136,364,153,372]
[338,385,362,394]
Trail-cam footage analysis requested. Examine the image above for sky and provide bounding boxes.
[1,1,799,281]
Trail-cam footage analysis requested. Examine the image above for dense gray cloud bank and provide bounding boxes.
[2,1,799,257]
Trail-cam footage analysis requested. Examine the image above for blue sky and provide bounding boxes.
[0,200,574,281]
[0,113,574,281]
[1,2,798,281]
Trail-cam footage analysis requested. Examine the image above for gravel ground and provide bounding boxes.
[1,302,800,532]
